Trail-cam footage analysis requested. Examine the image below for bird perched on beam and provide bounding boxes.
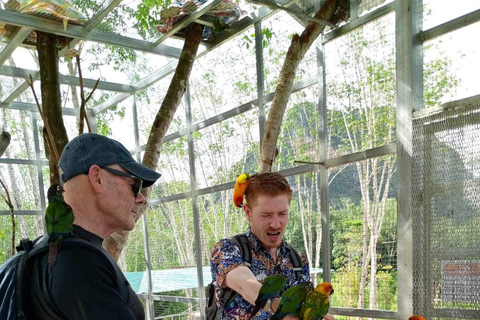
[45,184,75,272]
[0,129,11,158]
[409,316,426,320]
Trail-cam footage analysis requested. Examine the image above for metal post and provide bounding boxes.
[396,0,423,319]
[255,22,266,147]
[350,0,358,21]
[316,38,331,282]
[88,109,97,133]
[31,111,46,231]
[133,95,155,320]
[31,111,47,233]
[185,83,206,319]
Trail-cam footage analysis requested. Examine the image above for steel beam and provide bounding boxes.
[421,8,480,42]
[0,9,181,58]
[396,0,423,318]
[94,61,178,114]
[330,308,397,319]
[0,101,81,116]
[0,65,133,92]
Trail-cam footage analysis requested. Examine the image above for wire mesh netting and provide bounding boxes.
[412,101,480,319]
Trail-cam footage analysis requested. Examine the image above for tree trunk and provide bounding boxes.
[103,23,203,261]
[36,31,69,185]
[258,0,342,173]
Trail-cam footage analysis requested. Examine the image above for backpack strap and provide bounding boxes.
[218,234,252,308]
[15,239,35,320]
[284,242,303,281]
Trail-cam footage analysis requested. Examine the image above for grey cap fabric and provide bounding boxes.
[59,133,160,188]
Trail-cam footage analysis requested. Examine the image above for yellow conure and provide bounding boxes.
[409,316,426,320]
[300,282,334,320]
[233,173,251,208]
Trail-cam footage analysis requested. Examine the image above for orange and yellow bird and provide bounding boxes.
[233,173,251,208]
[409,316,425,320]
[300,282,334,320]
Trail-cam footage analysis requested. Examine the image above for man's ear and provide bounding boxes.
[88,165,104,194]
[244,203,252,223]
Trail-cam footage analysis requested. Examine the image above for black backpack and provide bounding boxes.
[0,235,129,320]
[205,234,303,320]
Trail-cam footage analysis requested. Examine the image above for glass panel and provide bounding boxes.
[0,215,44,263]
[263,11,306,95]
[96,97,136,151]
[325,13,396,156]
[150,137,190,199]
[9,47,38,70]
[423,22,480,106]
[193,109,259,189]
[329,155,397,311]
[135,73,184,147]
[273,86,320,171]
[190,26,257,123]
[0,163,42,211]
[0,109,36,160]
[285,173,323,274]
[423,0,480,30]
[199,190,249,251]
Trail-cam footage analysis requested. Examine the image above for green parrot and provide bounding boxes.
[271,281,314,320]
[212,16,230,34]
[45,184,75,272]
[300,282,334,320]
[249,274,286,318]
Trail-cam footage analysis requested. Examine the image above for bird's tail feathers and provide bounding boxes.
[48,239,62,272]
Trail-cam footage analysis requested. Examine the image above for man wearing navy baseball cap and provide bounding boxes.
[30,133,161,320]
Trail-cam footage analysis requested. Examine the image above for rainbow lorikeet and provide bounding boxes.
[271,281,314,320]
[300,282,334,320]
[250,274,286,318]
[45,184,75,272]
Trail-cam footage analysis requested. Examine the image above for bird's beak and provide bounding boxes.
[331,288,334,295]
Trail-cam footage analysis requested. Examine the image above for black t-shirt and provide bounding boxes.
[30,225,145,320]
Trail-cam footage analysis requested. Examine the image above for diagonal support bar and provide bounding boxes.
[0,27,33,66]
[247,0,337,28]
[0,9,181,58]
[151,0,223,47]
[0,79,30,103]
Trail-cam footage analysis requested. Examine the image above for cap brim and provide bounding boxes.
[120,162,161,188]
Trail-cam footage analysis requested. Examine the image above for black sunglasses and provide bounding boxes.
[102,167,143,197]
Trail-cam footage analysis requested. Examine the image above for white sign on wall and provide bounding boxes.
[442,260,480,303]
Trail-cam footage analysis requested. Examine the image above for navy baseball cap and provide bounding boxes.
[59,133,161,188]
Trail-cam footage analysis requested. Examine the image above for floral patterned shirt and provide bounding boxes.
[209,228,310,320]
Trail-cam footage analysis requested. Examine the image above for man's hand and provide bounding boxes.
[323,314,335,320]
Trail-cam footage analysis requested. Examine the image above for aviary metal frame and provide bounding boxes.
[1,1,480,319]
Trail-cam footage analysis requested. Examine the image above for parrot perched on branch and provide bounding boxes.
[249,274,286,318]
[271,281,314,320]
[409,316,426,320]
[46,184,75,272]
[300,282,334,320]
[233,173,251,208]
